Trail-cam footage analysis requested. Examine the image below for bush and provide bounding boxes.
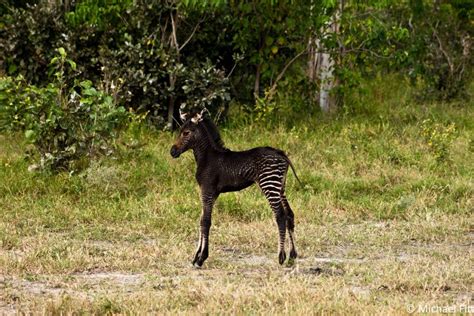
[0,48,128,172]
[407,2,473,101]
[0,1,231,127]
[96,2,230,127]
[0,4,69,84]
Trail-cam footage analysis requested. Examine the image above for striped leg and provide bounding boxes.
[282,195,297,260]
[193,191,217,267]
[258,167,287,265]
[274,204,287,265]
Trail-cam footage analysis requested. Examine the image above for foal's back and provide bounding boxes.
[218,146,289,179]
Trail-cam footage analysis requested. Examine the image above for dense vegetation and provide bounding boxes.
[1,0,472,171]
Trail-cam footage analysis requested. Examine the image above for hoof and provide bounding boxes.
[192,256,203,267]
[278,251,287,265]
[290,249,298,259]
[192,252,207,268]
[192,261,203,269]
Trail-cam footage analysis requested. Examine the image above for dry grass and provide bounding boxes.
[0,94,473,314]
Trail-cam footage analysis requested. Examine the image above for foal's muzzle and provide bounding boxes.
[170,145,181,158]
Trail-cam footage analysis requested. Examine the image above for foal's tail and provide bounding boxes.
[280,152,302,187]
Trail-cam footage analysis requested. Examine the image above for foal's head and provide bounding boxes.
[170,114,204,158]
[170,110,227,158]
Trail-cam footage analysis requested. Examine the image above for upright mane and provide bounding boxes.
[199,118,229,152]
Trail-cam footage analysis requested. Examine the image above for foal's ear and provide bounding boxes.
[191,109,205,124]
[179,108,189,122]
[191,112,202,124]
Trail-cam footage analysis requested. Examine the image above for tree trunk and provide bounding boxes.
[319,52,335,112]
[167,9,179,129]
[307,37,316,82]
[317,3,341,113]
[167,75,176,130]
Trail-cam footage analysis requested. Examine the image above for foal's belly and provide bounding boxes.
[219,180,254,193]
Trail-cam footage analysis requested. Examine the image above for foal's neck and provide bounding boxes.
[192,138,216,166]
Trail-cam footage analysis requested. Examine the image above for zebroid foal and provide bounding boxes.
[170,110,300,267]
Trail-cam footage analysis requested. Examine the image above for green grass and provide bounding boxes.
[0,79,473,314]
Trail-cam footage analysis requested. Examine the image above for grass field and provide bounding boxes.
[0,81,473,314]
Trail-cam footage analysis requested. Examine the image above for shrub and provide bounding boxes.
[179,59,230,119]
[0,4,69,84]
[0,1,232,127]
[407,2,472,101]
[0,48,128,172]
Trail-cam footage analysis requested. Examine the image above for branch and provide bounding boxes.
[343,47,392,59]
[179,19,202,52]
[265,50,307,101]
[161,16,169,44]
[226,62,238,79]
[432,25,454,73]
[170,11,179,50]
[225,54,244,79]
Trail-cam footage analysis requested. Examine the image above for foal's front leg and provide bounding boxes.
[192,190,217,267]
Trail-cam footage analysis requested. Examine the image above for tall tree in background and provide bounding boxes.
[318,1,342,113]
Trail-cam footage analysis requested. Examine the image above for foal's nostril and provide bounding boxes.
[170,146,179,158]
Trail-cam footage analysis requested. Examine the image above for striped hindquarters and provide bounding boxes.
[256,156,288,205]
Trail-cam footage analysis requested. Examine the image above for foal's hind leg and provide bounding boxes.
[272,201,287,265]
[282,195,297,260]
[259,181,287,264]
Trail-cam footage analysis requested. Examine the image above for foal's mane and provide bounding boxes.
[199,118,229,152]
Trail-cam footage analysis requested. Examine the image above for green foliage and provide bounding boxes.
[180,60,230,117]
[98,31,170,121]
[0,4,69,84]
[332,2,413,108]
[0,49,128,172]
[0,0,471,120]
[1,1,231,127]
[0,75,27,131]
[406,1,473,100]
[253,96,279,122]
[100,1,230,123]
[100,34,229,123]
[73,0,231,125]
[228,0,312,100]
[65,0,132,30]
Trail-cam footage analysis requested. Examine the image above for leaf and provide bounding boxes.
[25,129,36,141]
[80,80,93,89]
[67,59,77,71]
[57,47,66,58]
[8,64,17,74]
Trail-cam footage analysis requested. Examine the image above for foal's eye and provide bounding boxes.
[183,130,191,136]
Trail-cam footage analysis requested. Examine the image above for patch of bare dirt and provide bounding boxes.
[72,272,145,287]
